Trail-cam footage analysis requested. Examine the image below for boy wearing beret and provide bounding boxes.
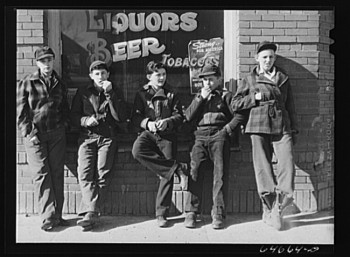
[17,46,70,231]
[70,60,128,231]
[183,64,247,229]
[231,41,299,230]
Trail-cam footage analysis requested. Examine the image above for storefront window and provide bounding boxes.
[61,9,224,135]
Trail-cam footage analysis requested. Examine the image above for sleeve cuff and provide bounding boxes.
[140,118,150,130]
[164,118,174,130]
[195,94,203,102]
[81,117,90,127]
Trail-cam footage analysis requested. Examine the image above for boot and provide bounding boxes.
[77,211,99,229]
[184,212,196,228]
[261,192,275,224]
[212,214,225,229]
[261,192,282,231]
[156,215,168,228]
[279,194,294,215]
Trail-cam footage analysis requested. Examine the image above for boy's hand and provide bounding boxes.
[29,135,40,144]
[155,119,168,131]
[255,92,262,100]
[101,81,112,92]
[86,116,99,127]
[147,121,158,133]
[201,86,211,99]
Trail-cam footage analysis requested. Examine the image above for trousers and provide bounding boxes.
[24,127,66,222]
[77,135,117,215]
[132,131,179,217]
[250,133,295,198]
[185,128,230,217]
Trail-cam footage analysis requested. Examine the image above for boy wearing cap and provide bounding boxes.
[17,46,70,231]
[131,61,189,228]
[70,60,128,231]
[231,41,299,230]
[183,64,247,229]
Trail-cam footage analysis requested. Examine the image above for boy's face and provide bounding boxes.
[202,75,221,91]
[36,57,54,75]
[147,68,166,88]
[89,69,110,87]
[255,49,276,72]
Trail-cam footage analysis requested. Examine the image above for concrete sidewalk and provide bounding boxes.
[16,209,334,244]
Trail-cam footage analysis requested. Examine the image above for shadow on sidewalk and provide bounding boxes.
[44,217,81,232]
[282,210,334,231]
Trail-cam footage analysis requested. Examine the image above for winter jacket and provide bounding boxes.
[185,87,247,136]
[231,66,298,135]
[17,69,70,139]
[131,83,183,136]
[70,82,128,137]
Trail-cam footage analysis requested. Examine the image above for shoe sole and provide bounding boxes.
[157,222,168,228]
[212,225,224,229]
[41,220,59,231]
[41,224,54,231]
[82,225,94,231]
[185,224,196,228]
[77,220,94,227]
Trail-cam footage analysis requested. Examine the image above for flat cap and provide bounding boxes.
[89,60,108,72]
[257,41,277,54]
[35,46,55,61]
[198,64,221,78]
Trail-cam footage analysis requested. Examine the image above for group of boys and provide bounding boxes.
[17,41,298,232]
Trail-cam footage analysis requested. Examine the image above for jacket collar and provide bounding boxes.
[29,69,59,81]
[253,66,288,87]
[143,83,171,95]
[87,81,104,95]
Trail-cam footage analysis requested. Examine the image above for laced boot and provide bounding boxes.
[261,192,275,224]
[261,192,282,230]
[184,212,197,228]
[212,214,225,229]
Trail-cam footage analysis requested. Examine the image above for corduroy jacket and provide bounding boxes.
[231,66,298,135]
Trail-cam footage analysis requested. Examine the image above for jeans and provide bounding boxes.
[77,135,117,215]
[132,131,179,217]
[24,127,66,222]
[185,128,230,217]
[250,133,295,198]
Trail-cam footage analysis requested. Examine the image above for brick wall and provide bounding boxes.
[237,10,334,212]
[16,9,334,216]
[17,9,48,81]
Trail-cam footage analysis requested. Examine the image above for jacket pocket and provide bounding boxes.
[246,100,282,135]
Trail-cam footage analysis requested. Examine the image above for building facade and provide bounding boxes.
[16,9,334,215]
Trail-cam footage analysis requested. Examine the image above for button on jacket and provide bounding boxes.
[231,66,298,135]
[131,84,183,135]
[70,82,128,137]
[17,69,70,139]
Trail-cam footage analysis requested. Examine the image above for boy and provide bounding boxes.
[184,64,246,229]
[70,60,128,231]
[131,61,189,228]
[17,46,70,231]
[231,41,299,230]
